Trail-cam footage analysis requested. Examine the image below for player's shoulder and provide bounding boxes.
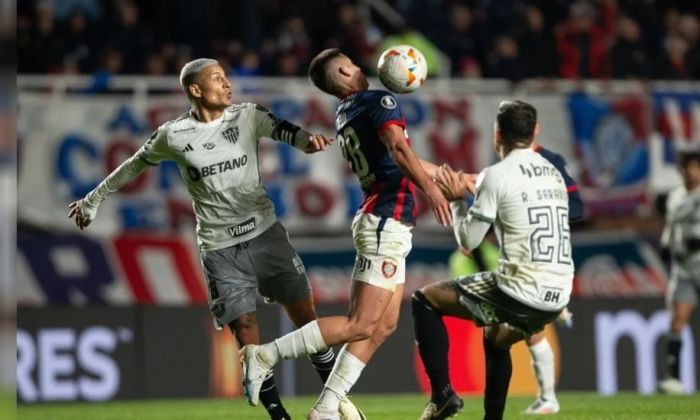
[226,102,256,115]
[152,112,190,139]
[359,89,399,109]
[536,146,566,166]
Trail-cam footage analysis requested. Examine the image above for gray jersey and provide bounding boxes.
[136,103,303,251]
[663,186,700,280]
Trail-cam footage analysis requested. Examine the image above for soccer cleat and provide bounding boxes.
[658,378,685,395]
[419,394,464,420]
[339,396,367,420]
[523,398,560,415]
[307,407,341,420]
[239,344,273,406]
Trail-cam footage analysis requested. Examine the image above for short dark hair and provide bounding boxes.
[678,149,700,167]
[496,100,537,147]
[308,48,343,95]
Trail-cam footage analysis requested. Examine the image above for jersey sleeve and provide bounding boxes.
[251,103,310,150]
[135,126,171,165]
[468,168,499,223]
[367,92,405,133]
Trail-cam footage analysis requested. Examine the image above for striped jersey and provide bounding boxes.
[663,186,700,278]
[335,90,417,224]
[135,103,297,251]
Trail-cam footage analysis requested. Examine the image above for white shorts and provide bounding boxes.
[351,212,413,291]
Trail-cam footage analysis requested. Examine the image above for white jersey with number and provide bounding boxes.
[136,103,293,251]
[663,186,700,280]
[469,148,574,310]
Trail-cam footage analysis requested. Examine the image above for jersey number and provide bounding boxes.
[528,206,571,264]
[338,126,369,177]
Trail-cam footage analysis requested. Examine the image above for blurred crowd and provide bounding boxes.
[17,0,700,80]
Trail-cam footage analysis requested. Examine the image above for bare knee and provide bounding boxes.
[230,312,259,344]
[372,321,398,343]
[345,318,380,342]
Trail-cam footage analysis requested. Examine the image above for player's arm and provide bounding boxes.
[253,104,332,153]
[68,128,168,230]
[436,165,493,250]
[378,124,451,226]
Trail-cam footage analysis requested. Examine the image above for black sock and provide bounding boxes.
[259,372,291,420]
[483,335,512,420]
[309,348,335,384]
[668,335,682,380]
[412,291,453,405]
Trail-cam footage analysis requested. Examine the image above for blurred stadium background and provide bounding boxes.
[11,0,700,418]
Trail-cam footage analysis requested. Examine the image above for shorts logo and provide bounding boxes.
[227,218,255,237]
[292,255,306,275]
[381,260,397,278]
[355,256,371,273]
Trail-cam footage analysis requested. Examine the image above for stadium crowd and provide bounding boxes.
[17,0,700,80]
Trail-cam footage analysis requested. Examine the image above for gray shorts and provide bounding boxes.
[667,267,700,307]
[200,222,311,328]
[452,271,561,337]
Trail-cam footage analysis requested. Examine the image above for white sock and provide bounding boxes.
[264,320,328,364]
[529,338,556,401]
[315,344,366,412]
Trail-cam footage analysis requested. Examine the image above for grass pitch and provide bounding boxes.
[17,392,700,420]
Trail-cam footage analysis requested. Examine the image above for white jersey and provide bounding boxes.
[663,186,700,279]
[469,148,574,310]
[136,103,298,251]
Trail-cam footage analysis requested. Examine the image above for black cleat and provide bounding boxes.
[419,394,464,420]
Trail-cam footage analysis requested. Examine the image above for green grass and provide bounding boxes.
[1,388,15,420]
[17,392,700,420]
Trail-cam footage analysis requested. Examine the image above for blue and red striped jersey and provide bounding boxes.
[335,90,417,224]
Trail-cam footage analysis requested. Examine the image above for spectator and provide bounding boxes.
[655,34,695,79]
[555,1,615,79]
[519,5,559,78]
[611,16,652,79]
[107,0,152,73]
[485,34,524,81]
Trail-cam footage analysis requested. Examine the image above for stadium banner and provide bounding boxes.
[17,231,667,306]
[17,299,699,403]
[17,90,588,238]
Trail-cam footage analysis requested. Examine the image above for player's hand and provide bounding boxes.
[463,173,478,196]
[304,134,333,153]
[435,164,468,201]
[424,182,452,227]
[68,199,98,230]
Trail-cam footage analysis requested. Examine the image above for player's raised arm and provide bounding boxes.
[252,104,332,154]
[378,124,451,226]
[436,165,491,250]
[68,127,170,230]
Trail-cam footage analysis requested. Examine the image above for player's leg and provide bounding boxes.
[483,324,525,420]
[201,244,291,419]
[412,280,472,420]
[310,282,405,418]
[229,314,290,420]
[523,331,559,414]
[660,277,696,394]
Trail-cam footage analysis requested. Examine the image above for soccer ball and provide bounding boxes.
[377,45,427,94]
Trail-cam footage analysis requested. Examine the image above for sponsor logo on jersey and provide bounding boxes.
[203,142,215,150]
[380,95,397,109]
[227,218,256,237]
[519,163,563,182]
[381,260,397,278]
[186,155,248,181]
[181,143,194,153]
[222,126,239,144]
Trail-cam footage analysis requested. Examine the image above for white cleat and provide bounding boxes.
[339,396,367,420]
[658,378,685,395]
[523,398,560,415]
[307,407,341,420]
[239,344,273,406]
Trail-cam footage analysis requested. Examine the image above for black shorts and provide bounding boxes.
[452,271,561,336]
[200,222,311,328]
